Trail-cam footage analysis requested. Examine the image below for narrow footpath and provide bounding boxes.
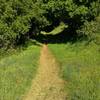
[24,44,67,100]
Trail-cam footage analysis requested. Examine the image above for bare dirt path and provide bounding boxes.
[24,44,67,100]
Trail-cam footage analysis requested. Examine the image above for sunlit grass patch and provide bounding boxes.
[49,42,100,100]
[0,45,40,100]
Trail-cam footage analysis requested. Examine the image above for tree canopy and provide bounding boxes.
[0,0,100,48]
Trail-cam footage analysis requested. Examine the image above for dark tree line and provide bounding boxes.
[0,0,100,48]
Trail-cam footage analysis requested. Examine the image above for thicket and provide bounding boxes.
[0,0,100,49]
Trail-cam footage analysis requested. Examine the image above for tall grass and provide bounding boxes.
[49,42,100,100]
[0,45,40,100]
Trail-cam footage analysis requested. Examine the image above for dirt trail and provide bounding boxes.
[24,45,67,100]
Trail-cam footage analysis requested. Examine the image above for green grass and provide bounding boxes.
[0,45,40,100]
[48,42,100,100]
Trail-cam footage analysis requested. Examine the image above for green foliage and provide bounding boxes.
[0,0,100,48]
[41,22,68,35]
[90,1,100,17]
[0,21,15,48]
[78,15,100,44]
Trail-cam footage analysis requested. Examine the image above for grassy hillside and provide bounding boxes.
[0,45,40,100]
[49,42,100,100]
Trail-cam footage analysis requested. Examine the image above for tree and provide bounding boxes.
[0,0,100,48]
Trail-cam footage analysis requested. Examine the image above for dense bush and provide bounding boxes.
[0,0,100,48]
[79,15,100,44]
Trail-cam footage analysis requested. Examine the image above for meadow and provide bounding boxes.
[49,42,100,100]
[0,45,40,100]
[0,41,100,100]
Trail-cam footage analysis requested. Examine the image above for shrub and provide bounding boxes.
[77,15,100,44]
